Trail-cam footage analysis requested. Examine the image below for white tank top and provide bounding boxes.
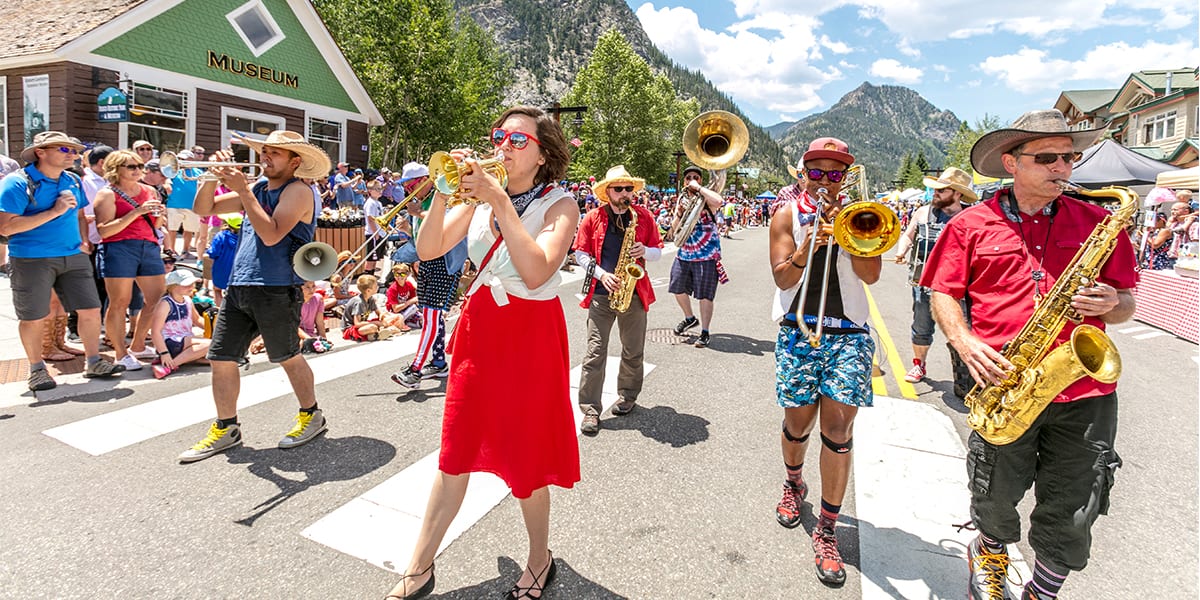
[772,204,870,326]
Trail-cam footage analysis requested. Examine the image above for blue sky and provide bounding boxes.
[627,0,1199,128]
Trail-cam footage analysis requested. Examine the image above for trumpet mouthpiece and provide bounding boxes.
[1053,179,1079,192]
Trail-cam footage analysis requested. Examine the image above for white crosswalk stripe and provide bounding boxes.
[1133,330,1170,340]
[1117,326,1150,334]
[42,335,422,455]
[301,357,655,573]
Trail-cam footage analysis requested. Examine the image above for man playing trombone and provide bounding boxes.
[768,137,880,587]
[668,165,724,348]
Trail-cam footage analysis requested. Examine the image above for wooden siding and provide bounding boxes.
[345,119,368,169]
[194,89,305,156]
[1,62,125,157]
[1,63,67,158]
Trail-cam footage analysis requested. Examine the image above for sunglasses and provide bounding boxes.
[56,146,80,155]
[806,168,846,183]
[136,146,154,152]
[491,128,541,150]
[609,185,635,193]
[123,164,145,171]
[1017,152,1081,165]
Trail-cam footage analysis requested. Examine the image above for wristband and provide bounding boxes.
[158,351,170,356]
[790,259,806,269]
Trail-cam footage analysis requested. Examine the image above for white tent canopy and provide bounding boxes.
[1156,166,1200,190]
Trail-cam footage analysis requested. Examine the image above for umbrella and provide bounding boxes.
[756,191,777,199]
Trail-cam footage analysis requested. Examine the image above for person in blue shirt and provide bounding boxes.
[183,130,332,464]
[332,162,358,208]
[166,150,203,258]
[0,131,125,391]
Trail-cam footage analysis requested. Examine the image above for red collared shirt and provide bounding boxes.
[921,189,1138,402]
[573,203,664,311]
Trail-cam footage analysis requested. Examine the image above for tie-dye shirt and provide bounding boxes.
[678,208,721,261]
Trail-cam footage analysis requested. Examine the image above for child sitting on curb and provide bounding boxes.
[385,263,420,330]
[299,280,332,354]
[341,274,396,342]
[151,270,211,379]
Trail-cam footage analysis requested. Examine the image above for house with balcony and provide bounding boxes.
[1054,88,1118,133]
[1107,68,1199,168]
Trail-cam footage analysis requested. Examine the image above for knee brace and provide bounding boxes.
[782,421,810,444]
[820,432,853,454]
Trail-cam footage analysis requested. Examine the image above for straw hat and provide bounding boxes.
[233,130,332,179]
[592,165,645,203]
[970,109,1102,178]
[922,167,978,201]
[21,131,85,164]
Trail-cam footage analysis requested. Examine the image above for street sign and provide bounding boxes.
[97,87,128,123]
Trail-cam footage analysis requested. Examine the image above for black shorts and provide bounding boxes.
[207,285,302,363]
[10,254,102,321]
[365,234,388,262]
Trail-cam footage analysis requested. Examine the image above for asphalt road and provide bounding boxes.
[0,224,1194,599]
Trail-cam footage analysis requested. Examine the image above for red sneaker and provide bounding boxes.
[903,359,926,383]
[812,524,846,586]
[152,364,174,379]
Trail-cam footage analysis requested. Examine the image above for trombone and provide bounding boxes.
[158,151,262,181]
[794,175,900,347]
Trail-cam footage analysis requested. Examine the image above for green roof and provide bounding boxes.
[1061,89,1118,113]
[1128,146,1167,160]
[1166,139,1200,162]
[1130,68,1199,93]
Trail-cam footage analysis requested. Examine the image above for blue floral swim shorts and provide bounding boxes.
[775,327,874,408]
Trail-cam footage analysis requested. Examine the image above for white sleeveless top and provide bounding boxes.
[466,186,572,306]
[772,204,870,326]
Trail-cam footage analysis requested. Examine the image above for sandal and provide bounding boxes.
[508,550,556,599]
[384,562,434,600]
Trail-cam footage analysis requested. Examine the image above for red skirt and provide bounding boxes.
[440,289,580,498]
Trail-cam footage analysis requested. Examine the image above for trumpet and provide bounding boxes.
[159,151,263,181]
[429,151,507,206]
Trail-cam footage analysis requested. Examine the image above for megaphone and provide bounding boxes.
[293,242,338,281]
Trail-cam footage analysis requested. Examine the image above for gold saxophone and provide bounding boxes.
[610,209,646,313]
[965,183,1137,445]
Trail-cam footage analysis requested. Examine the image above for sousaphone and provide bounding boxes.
[673,110,749,246]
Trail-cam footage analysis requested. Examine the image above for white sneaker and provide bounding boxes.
[131,347,158,360]
[117,354,144,371]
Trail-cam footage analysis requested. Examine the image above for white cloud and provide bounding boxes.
[635,4,840,119]
[869,58,923,84]
[897,39,920,58]
[980,40,1199,93]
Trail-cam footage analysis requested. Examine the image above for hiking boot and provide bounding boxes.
[83,358,126,378]
[580,407,600,436]
[904,359,926,383]
[278,409,327,449]
[117,354,143,371]
[673,315,699,335]
[391,366,422,389]
[775,479,807,528]
[178,422,242,463]
[694,331,711,348]
[812,524,846,586]
[968,537,1015,600]
[27,368,57,392]
[419,363,450,380]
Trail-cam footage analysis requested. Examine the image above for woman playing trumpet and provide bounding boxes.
[386,106,579,600]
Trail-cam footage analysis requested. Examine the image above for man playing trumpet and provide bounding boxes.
[572,165,663,435]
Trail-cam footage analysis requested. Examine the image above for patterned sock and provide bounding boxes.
[818,499,840,529]
[785,462,804,485]
[978,533,1006,554]
[1027,559,1068,599]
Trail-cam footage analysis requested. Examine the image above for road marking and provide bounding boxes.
[863,285,918,400]
[871,355,888,397]
[42,335,422,456]
[301,357,655,573]
[1133,331,1170,340]
[856,396,1031,599]
[1117,326,1150,335]
[1193,356,1200,366]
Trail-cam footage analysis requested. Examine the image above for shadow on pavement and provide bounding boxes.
[435,555,627,599]
[924,380,969,414]
[601,404,710,448]
[30,386,135,408]
[701,333,775,356]
[841,514,966,599]
[224,433,396,527]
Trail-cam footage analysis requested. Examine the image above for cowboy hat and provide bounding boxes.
[21,131,85,164]
[592,165,645,203]
[788,137,854,179]
[922,167,978,202]
[233,130,332,179]
[970,109,1102,178]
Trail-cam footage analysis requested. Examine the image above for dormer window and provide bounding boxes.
[227,0,284,57]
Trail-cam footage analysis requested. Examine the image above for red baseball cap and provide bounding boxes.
[801,137,854,166]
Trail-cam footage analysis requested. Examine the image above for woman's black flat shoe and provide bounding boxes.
[385,562,435,600]
[506,551,556,599]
